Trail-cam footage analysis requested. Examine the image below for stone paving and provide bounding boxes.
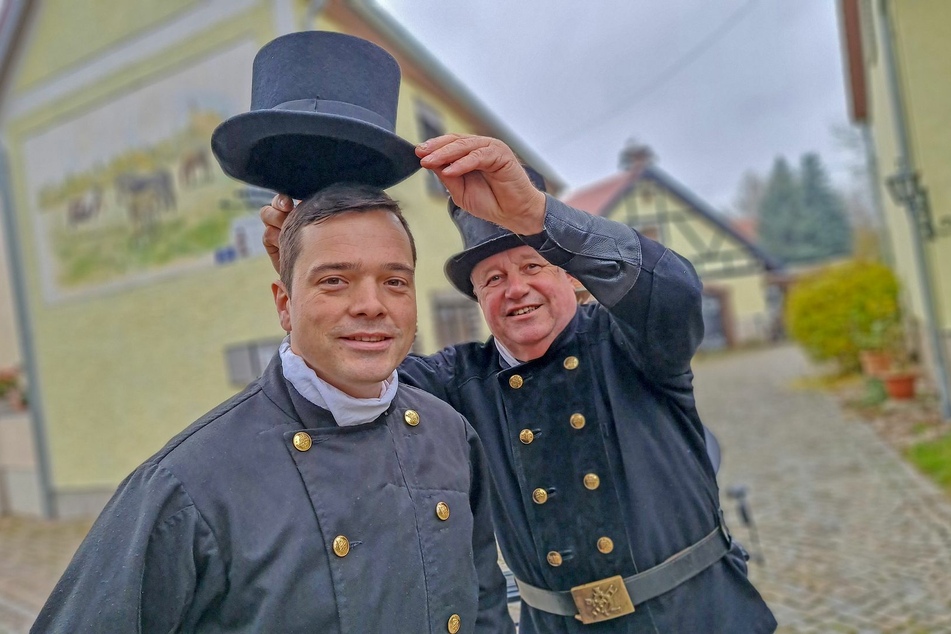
[697,344,951,633]
[2,344,951,633]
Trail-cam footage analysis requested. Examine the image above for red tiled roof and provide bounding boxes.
[562,170,639,216]
[731,217,758,242]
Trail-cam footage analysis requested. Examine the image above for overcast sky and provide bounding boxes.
[375,0,854,211]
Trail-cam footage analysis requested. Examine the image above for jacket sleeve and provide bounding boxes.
[466,420,516,633]
[31,464,224,634]
[399,346,459,404]
[524,195,705,383]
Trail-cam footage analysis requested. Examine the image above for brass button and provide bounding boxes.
[519,429,535,444]
[570,413,586,429]
[435,501,450,521]
[547,551,563,567]
[597,537,614,554]
[509,374,524,389]
[532,488,549,504]
[332,535,350,557]
[293,432,312,452]
[404,409,420,426]
[447,614,461,633]
[563,356,579,370]
[583,473,601,490]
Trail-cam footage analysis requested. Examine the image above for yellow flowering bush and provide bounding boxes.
[785,260,901,372]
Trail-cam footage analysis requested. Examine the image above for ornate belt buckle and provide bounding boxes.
[570,575,635,624]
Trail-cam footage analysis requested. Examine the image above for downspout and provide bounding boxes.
[859,125,893,266]
[877,0,951,419]
[0,145,57,517]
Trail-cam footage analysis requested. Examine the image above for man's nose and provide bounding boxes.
[504,271,530,299]
[349,281,387,317]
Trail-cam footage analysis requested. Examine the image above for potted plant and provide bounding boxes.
[0,367,27,412]
[854,318,902,378]
[864,321,920,400]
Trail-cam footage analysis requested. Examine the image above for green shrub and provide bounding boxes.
[785,260,901,372]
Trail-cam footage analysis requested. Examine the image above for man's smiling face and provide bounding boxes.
[471,245,577,361]
[273,209,416,398]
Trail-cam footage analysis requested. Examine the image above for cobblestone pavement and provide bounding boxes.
[0,516,92,634]
[698,344,951,634]
[2,344,950,633]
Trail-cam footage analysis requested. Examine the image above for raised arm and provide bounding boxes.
[529,195,704,380]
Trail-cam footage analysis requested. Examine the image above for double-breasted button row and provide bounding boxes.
[294,409,421,451]
[330,503,451,553]
[510,357,578,390]
[545,538,613,568]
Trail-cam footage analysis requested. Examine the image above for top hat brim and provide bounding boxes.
[445,233,526,300]
[211,110,421,200]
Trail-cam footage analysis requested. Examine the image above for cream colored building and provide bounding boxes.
[0,0,560,517]
[838,0,951,417]
[564,148,784,350]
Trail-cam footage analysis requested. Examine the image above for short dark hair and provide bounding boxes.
[279,183,417,292]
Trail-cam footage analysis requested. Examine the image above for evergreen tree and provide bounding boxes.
[799,153,852,259]
[758,157,808,263]
[757,154,853,264]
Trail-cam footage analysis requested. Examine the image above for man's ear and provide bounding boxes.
[272,280,292,333]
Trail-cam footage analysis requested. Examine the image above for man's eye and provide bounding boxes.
[386,278,408,287]
[320,277,344,286]
[485,274,503,286]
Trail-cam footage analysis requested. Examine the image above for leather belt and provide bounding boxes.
[515,526,731,625]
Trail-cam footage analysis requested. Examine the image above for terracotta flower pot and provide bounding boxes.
[883,371,917,400]
[859,350,892,378]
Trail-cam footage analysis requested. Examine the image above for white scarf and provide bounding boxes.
[279,338,398,427]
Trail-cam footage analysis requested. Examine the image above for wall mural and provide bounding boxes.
[21,39,266,303]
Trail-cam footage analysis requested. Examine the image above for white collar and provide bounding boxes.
[279,338,398,427]
[495,339,524,369]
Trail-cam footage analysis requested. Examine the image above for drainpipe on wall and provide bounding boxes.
[859,124,893,266]
[0,144,57,517]
[877,0,951,420]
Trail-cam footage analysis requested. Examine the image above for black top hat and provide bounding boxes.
[444,165,547,300]
[211,31,421,200]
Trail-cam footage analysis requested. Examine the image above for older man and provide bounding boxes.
[33,184,513,634]
[262,135,776,633]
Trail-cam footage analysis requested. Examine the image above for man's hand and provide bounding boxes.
[416,134,546,235]
[260,194,295,273]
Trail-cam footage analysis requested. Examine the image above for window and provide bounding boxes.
[225,338,284,386]
[415,100,448,197]
[433,293,484,348]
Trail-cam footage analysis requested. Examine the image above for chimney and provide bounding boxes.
[619,142,654,172]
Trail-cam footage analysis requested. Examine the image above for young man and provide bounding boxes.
[262,135,777,633]
[33,184,513,633]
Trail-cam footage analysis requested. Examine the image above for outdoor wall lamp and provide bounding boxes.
[885,169,950,240]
